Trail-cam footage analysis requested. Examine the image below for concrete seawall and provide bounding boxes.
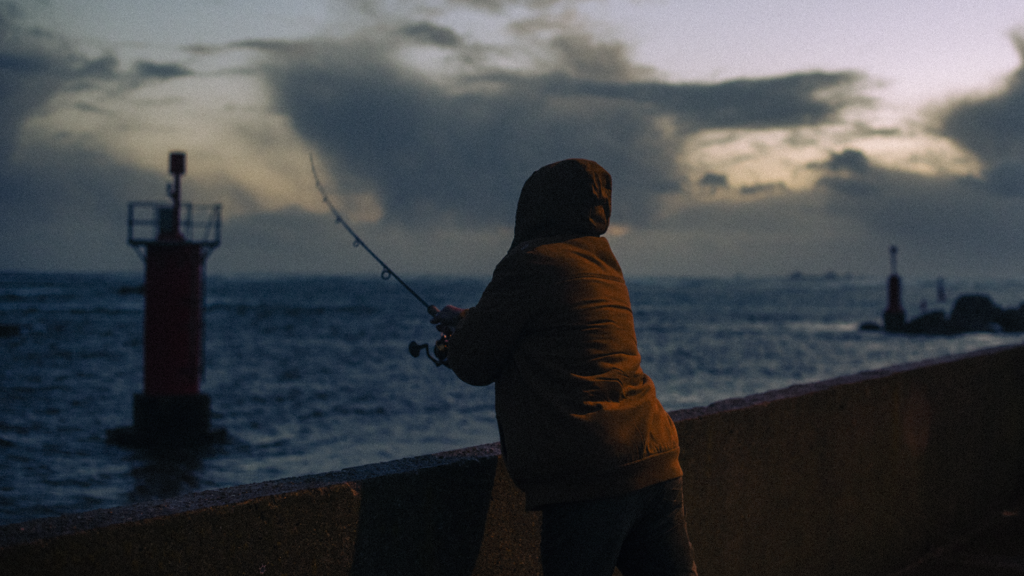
[2,344,1022,575]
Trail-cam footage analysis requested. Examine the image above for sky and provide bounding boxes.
[3,0,1024,281]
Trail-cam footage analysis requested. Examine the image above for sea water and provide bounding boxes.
[2,272,1023,526]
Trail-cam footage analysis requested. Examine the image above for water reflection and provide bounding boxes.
[126,445,220,503]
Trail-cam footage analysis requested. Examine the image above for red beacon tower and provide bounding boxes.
[883,245,906,332]
[108,151,225,447]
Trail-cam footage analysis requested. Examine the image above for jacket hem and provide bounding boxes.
[520,448,683,510]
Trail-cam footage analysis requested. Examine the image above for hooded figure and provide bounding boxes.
[510,157,612,247]
[444,158,680,502]
[437,159,696,575]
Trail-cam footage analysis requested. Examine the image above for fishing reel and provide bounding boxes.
[409,330,451,367]
[409,304,453,367]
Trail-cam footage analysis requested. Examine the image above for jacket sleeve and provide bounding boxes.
[446,254,536,386]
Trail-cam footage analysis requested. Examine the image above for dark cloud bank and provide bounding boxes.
[804,37,1024,277]
[0,4,194,272]
[234,24,1024,277]
[4,6,1024,278]
[243,30,859,230]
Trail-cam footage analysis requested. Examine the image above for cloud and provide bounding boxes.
[739,182,789,196]
[0,4,196,159]
[399,22,462,47]
[0,5,203,272]
[698,172,728,189]
[0,2,83,160]
[821,149,869,174]
[245,30,862,231]
[823,38,1024,223]
[12,2,1021,280]
[0,2,135,271]
[133,60,193,80]
[445,0,562,11]
[0,138,162,272]
[544,32,646,81]
[543,72,863,129]
[645,125,1024,279]
[939,35,1024,196]
[640,38,1024,278]
[798,144,1024,276]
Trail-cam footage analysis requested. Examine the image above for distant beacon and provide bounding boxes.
[108,151,225,447]
[883,245,906,332]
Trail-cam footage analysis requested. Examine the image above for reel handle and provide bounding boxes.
[409,336,450,367]
[413,304,451,367]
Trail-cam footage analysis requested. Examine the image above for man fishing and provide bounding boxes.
[431,159,698,576]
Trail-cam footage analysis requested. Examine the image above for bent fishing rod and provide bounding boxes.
[310,155,450,366]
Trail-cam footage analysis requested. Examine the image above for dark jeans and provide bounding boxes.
[539,477,698,576]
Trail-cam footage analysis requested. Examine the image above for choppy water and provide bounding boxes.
[2,272,1023,526]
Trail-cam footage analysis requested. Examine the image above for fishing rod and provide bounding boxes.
[310,154,450,367]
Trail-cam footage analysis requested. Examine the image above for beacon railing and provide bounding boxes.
[127,202,221,259]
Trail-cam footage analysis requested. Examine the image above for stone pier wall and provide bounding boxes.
[2,345,1022,575]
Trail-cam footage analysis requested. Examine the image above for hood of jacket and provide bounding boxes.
[511,159,611,248]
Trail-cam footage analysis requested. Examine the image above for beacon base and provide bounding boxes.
[107,393,227,448]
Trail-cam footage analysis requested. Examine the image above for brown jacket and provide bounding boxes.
[446,159,682,509]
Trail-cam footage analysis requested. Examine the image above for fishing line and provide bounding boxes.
[310,154,438,316]
[310,154,449,366]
